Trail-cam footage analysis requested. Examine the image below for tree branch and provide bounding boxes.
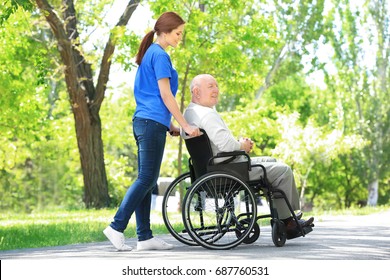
[94,0,140,110]
[35,0,80,101]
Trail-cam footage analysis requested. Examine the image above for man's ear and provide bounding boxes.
[194,87,200,98]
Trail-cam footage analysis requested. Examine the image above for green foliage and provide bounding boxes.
[264,73,313,122]
[271,112,367,208]
[0,0,34,25]
[0,7,87,212]
[148,0,280,110]
[221,100,281,155]
[0,0,388,213]
[114,30,141,71]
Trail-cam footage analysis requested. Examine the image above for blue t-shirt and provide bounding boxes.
[133,43,178,129]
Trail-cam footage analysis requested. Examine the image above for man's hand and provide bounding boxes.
[239,137,254,153]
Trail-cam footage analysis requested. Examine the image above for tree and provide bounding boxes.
[33,0,140,208]
[323,0,390,206]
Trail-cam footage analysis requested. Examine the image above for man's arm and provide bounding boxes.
[200,111,241,152]
[201,112,253,153]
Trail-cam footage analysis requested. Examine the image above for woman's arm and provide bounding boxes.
[158,78,199,137]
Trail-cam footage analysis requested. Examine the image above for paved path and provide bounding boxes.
[1,210,389,260]
[1,210,389,280]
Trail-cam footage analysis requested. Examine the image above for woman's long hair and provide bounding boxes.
[135,12,185,65]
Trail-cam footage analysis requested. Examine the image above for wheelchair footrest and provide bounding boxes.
[286,224,314,240]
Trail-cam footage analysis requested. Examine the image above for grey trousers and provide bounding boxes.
[248,156,300,219]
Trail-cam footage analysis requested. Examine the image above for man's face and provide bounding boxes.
[196,76,219,108]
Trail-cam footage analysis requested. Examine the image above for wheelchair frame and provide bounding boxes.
[162,130,310,250]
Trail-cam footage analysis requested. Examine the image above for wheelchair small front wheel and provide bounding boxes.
[237,222,260,244]
[271,219,286,247]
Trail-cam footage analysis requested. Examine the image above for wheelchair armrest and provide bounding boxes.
[209,151,251,171]
[216,150,247,158]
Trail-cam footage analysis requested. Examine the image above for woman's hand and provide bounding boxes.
[169,123,180,137]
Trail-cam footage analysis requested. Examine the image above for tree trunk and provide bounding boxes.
[72,104,109,207]
[255,43,288,99]
[299,162,314,210]
[367,179,378,206]
[35,0,140,208]
[177,62,192,177]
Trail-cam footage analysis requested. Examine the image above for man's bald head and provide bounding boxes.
[189,74,219,108]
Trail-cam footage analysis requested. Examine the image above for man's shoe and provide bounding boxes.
[103,226,132,251]
[137,237,174,251]
[285,217,314,240]
[286,217,314,230]
[295,211,303,220]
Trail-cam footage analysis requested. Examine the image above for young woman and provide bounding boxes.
[104,12,200,251]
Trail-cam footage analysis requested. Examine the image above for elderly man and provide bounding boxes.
[183,74,314,239]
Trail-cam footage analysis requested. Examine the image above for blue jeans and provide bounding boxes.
[110,117,167,241]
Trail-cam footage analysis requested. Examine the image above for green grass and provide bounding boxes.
[0,209,168,251]
[310,205,390,217]
[0,206,388,251]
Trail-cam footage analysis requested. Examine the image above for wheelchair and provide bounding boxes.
[162,130,313,250]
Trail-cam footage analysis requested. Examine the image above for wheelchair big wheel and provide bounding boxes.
[162,172,198,246]
[183,172,257,250]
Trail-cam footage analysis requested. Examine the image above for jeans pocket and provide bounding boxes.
[133,118,148,137]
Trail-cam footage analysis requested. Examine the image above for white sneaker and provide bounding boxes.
[137,237,174,251]
[103,226,132,251]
